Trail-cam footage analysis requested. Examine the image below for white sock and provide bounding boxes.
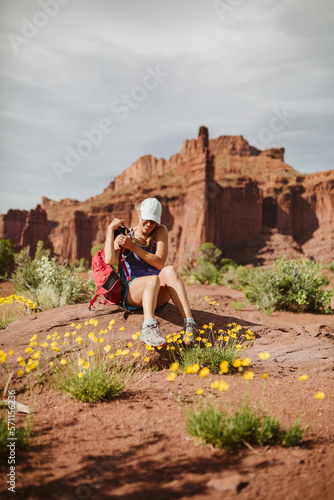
[184,317,196,326]
[143,318,156,328]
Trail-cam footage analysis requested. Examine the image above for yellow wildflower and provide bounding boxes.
[109,354,114,359]
[60,359,67,365]
[262,373,269,380]
[243,371,254,380]
[120,326,125,331]
[259,352,270,361]
[241,357,251,367]
[83,361,90,369]
[219,360,229,374]
[200,367,210,378]
[299,375,308,381]
[104,345,112,352]
[314,392,325,400]
[166,372,176,382]
[88,350,94,357]
[232,359,241,368]
[17,369,24,377]
[133,351,140,358]
[218,381,229,391]
[196,389,204,395]
[170,362,179,371]
[78,358,84,365]
[78,372,84,378]
[144,356,150,362]
[210,380,220,389]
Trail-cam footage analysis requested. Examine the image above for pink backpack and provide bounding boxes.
[89,247,130,310]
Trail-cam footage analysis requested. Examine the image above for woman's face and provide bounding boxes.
[139,216,157,236]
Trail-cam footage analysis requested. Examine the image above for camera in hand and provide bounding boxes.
[114,225,128,239]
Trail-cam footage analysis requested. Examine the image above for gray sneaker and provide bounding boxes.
[182,322,199,345]
[139,322,167,347]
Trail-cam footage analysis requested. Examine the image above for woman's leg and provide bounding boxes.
[157,265,192,318]
[126,275,160,320]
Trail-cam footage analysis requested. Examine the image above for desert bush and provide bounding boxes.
[69,257,89,273]
[11,241,91,310]
[219,258,238,271]
[167,322,255,374]
[244,256,333,314]
[181,242,250,288]
[0,239,15,281]
[192,261,223,285]
[185,402,298,451]
[221,265,251,290]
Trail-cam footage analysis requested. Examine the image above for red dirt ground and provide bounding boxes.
[1,284,334,499]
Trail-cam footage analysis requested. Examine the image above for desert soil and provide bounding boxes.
[1,284,334,500]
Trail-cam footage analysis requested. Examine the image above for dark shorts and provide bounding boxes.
[121,277,169,312]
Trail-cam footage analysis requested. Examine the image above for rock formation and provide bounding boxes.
[1,127,333,265]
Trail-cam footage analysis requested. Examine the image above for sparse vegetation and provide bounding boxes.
[0,239,15,281]
[244,256,333,314]
[11,241,91,310]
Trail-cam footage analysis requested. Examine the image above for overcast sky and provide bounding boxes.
[0,0,333,214]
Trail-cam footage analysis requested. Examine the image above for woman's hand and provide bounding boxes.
[108,218,126,231]
[117,234,133,250]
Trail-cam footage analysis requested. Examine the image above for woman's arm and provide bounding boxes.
[104,218,125,265]
[117,225,168,270]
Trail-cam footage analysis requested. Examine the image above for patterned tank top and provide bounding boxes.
[121,229,160,282]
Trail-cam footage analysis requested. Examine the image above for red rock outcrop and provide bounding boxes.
[0,205,51,256]
[1,127,333,265]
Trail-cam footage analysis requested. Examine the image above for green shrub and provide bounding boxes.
[11,241,91,310]
[179,345,240,374]
[192,261,223,285]
[69,257,89,273]
[244,256,333,314]
[219,258,238,271]
[185,402,300,452]
[198,243,222,264]
[281,416,306,447]
[56,363,131,403]
[221,265,251,290]
[0,239,15,281]
[167,322,255,374]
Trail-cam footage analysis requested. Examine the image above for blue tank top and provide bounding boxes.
[121,229,160,281]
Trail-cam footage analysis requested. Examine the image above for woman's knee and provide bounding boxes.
[159,265,179,284]
[144,274,160,288]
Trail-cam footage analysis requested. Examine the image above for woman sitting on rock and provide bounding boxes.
[104,197,199,347]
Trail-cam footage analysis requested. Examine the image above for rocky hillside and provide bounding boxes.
[1,126,333,265]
